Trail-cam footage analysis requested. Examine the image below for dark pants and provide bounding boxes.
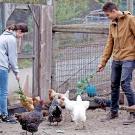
[111,60,135,113]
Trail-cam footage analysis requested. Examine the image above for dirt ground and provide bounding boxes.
[0,109,135,135]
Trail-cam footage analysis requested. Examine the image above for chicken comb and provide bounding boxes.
[48,89,54,93]
[61,97,65,101]
[39,99,44,105]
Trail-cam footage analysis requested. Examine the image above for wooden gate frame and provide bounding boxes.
[1,3,109,101]
[0,3,54,100]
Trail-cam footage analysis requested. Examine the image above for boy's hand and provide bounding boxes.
[16,74,20,81]
[97,64,105,72]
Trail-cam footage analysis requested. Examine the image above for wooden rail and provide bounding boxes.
[18,54,35,59]
[53,24,109,34]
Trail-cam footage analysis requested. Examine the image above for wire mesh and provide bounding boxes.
[54,0,104,25]
[52,0,135,96]
[54,0,132,26]
[53,0,110,94]
[52,32,111,94]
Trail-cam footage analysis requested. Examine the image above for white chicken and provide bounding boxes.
[76,95,82,101]
[61,95,89,130]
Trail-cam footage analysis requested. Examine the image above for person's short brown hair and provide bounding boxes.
[102,2,118,12]
[6,23,28,33]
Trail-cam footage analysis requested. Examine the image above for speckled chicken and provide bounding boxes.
[48,98,62,125]
[15,101,44,135]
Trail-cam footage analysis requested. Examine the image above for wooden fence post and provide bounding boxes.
[39,5,53,100]
[31,5,41,97]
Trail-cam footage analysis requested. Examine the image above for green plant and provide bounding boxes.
[18,59,32,69]
[15,89,27,101]
[23,43,33,53]
[27,16,33,33]
[0,0,46,4]
[96,0,121,5]
[55,0,90,23]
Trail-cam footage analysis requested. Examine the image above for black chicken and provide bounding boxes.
[48,98,62,125]
[15,101,44,135]
[94,97,111,110]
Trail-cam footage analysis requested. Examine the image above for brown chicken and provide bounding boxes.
[49,89,70,109]
[33,96,41,107]
[15,89,34,111]
[42,100,52,117]
[15,101,44,135]
[48,89,69,101]
[48,89,60,101]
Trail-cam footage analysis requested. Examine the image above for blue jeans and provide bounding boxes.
[0,68,8,115]
[111,60,135,113]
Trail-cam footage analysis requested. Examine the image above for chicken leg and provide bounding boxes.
[82,122,86,130]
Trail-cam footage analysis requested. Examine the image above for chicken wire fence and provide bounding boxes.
[51,32,112,95]
[52,0,135,97]
[52,0,111,96]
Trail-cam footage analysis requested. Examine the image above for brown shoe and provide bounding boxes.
[100,112,118,122]
[123,114,135,125]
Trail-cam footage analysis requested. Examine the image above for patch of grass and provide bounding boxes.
[18,59,32,69]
